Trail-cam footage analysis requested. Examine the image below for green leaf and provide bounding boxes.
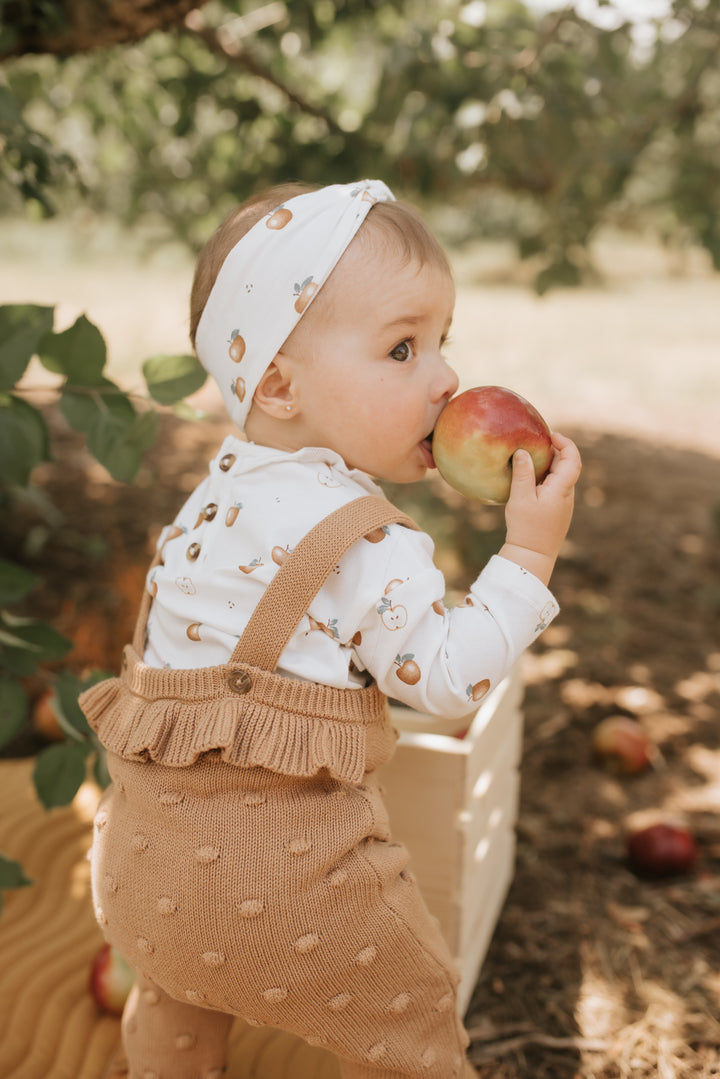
[0,394,50,486]
[81,668,116,691]
[142,353,207,405]
[33,741,91,809]
[60,376,135,435]
[92,746,111,790]
[172,400,208,422]
[0,853,33,893]
[0,677,28,750]
[86,408,160,482]
[37,314,107,384]
[0,559,37,605]
[0,614,72,676]
[0,304,55,391]
[53,670,93,741]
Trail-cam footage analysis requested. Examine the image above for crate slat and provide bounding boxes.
[381,665,524,1014]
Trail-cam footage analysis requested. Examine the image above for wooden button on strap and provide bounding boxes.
[227,669,252,694]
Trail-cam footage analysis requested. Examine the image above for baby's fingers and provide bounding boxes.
[547,433,582,490]
[508,448,539,499]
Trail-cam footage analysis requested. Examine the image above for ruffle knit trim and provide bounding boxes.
[79,645,397,783]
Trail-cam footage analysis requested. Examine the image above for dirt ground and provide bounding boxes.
[3,399,720,1078]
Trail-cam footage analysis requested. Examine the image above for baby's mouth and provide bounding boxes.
[420,431,436,468]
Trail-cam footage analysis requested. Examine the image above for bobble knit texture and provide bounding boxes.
[83,498,469,1077]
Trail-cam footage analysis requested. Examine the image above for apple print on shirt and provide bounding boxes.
[175,577,196,595]
[238,558,263,574]
[377,596,408,631]
[306,615,339,640]
[535,601,556,633]
[466,678,490,703]
[317,470,342,488]
[225,502,243,526]
[394,653,421,685]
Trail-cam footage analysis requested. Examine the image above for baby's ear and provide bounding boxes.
[252,356,295,418]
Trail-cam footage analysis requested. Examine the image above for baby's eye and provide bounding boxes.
[390,340,413,362]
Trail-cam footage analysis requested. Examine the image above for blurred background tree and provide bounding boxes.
[1,0,719,292]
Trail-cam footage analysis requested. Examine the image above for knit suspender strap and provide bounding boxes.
[229,495,417,672]
[132,555,159,657]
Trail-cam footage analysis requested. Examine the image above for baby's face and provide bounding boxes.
[280,237,458,484]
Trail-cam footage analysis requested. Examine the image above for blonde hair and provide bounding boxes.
[189,182,451,348]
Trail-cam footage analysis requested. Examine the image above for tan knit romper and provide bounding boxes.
[82,496,470,1079]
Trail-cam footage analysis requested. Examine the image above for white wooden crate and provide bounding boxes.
[379,664,523,1015]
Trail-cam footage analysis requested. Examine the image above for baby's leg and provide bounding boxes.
[121,974,233,1079]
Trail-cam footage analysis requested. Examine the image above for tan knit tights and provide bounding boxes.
[119,975,233,1079]
[115,976,472,1079]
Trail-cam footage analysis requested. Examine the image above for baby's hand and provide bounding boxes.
[499,432,582,586]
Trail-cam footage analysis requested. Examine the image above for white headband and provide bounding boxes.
[195,179,395,430]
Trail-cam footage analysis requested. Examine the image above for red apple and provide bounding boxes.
[89,943,136,1016]
[592,716,653,775]
[432,386,553,504]
[627,822,698,878]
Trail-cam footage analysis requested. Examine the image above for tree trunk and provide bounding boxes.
[1,0,203,58]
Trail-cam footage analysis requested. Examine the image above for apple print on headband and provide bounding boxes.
[266,206,293,229]
[294,276,318,313]
[228,330,245,363]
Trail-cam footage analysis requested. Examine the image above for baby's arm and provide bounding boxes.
[500,432,581,586]
[331,435,580,717]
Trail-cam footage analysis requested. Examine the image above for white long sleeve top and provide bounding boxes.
[144,437,559,720]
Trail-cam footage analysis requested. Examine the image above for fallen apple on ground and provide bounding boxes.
[432,386,554,504]
[89,942,136,1016]
[592,715,653,775]
[627,822,698,878]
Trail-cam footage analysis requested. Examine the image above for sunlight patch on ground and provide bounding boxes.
[575,961,627,1042]
[668,744,720,814]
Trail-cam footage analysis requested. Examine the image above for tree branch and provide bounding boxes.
[0,0,202,59]
[182,10,347,139]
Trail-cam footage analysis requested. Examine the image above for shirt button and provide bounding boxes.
[227,670,252,695]
[186,542,201,561]
[219,454,236,472]
[202,502,218,521]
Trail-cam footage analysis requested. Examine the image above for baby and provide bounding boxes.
[82,179,581,1079]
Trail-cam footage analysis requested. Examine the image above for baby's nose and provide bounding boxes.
[433,359,459,402]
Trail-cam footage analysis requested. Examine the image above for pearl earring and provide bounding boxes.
[285,404,292,412]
